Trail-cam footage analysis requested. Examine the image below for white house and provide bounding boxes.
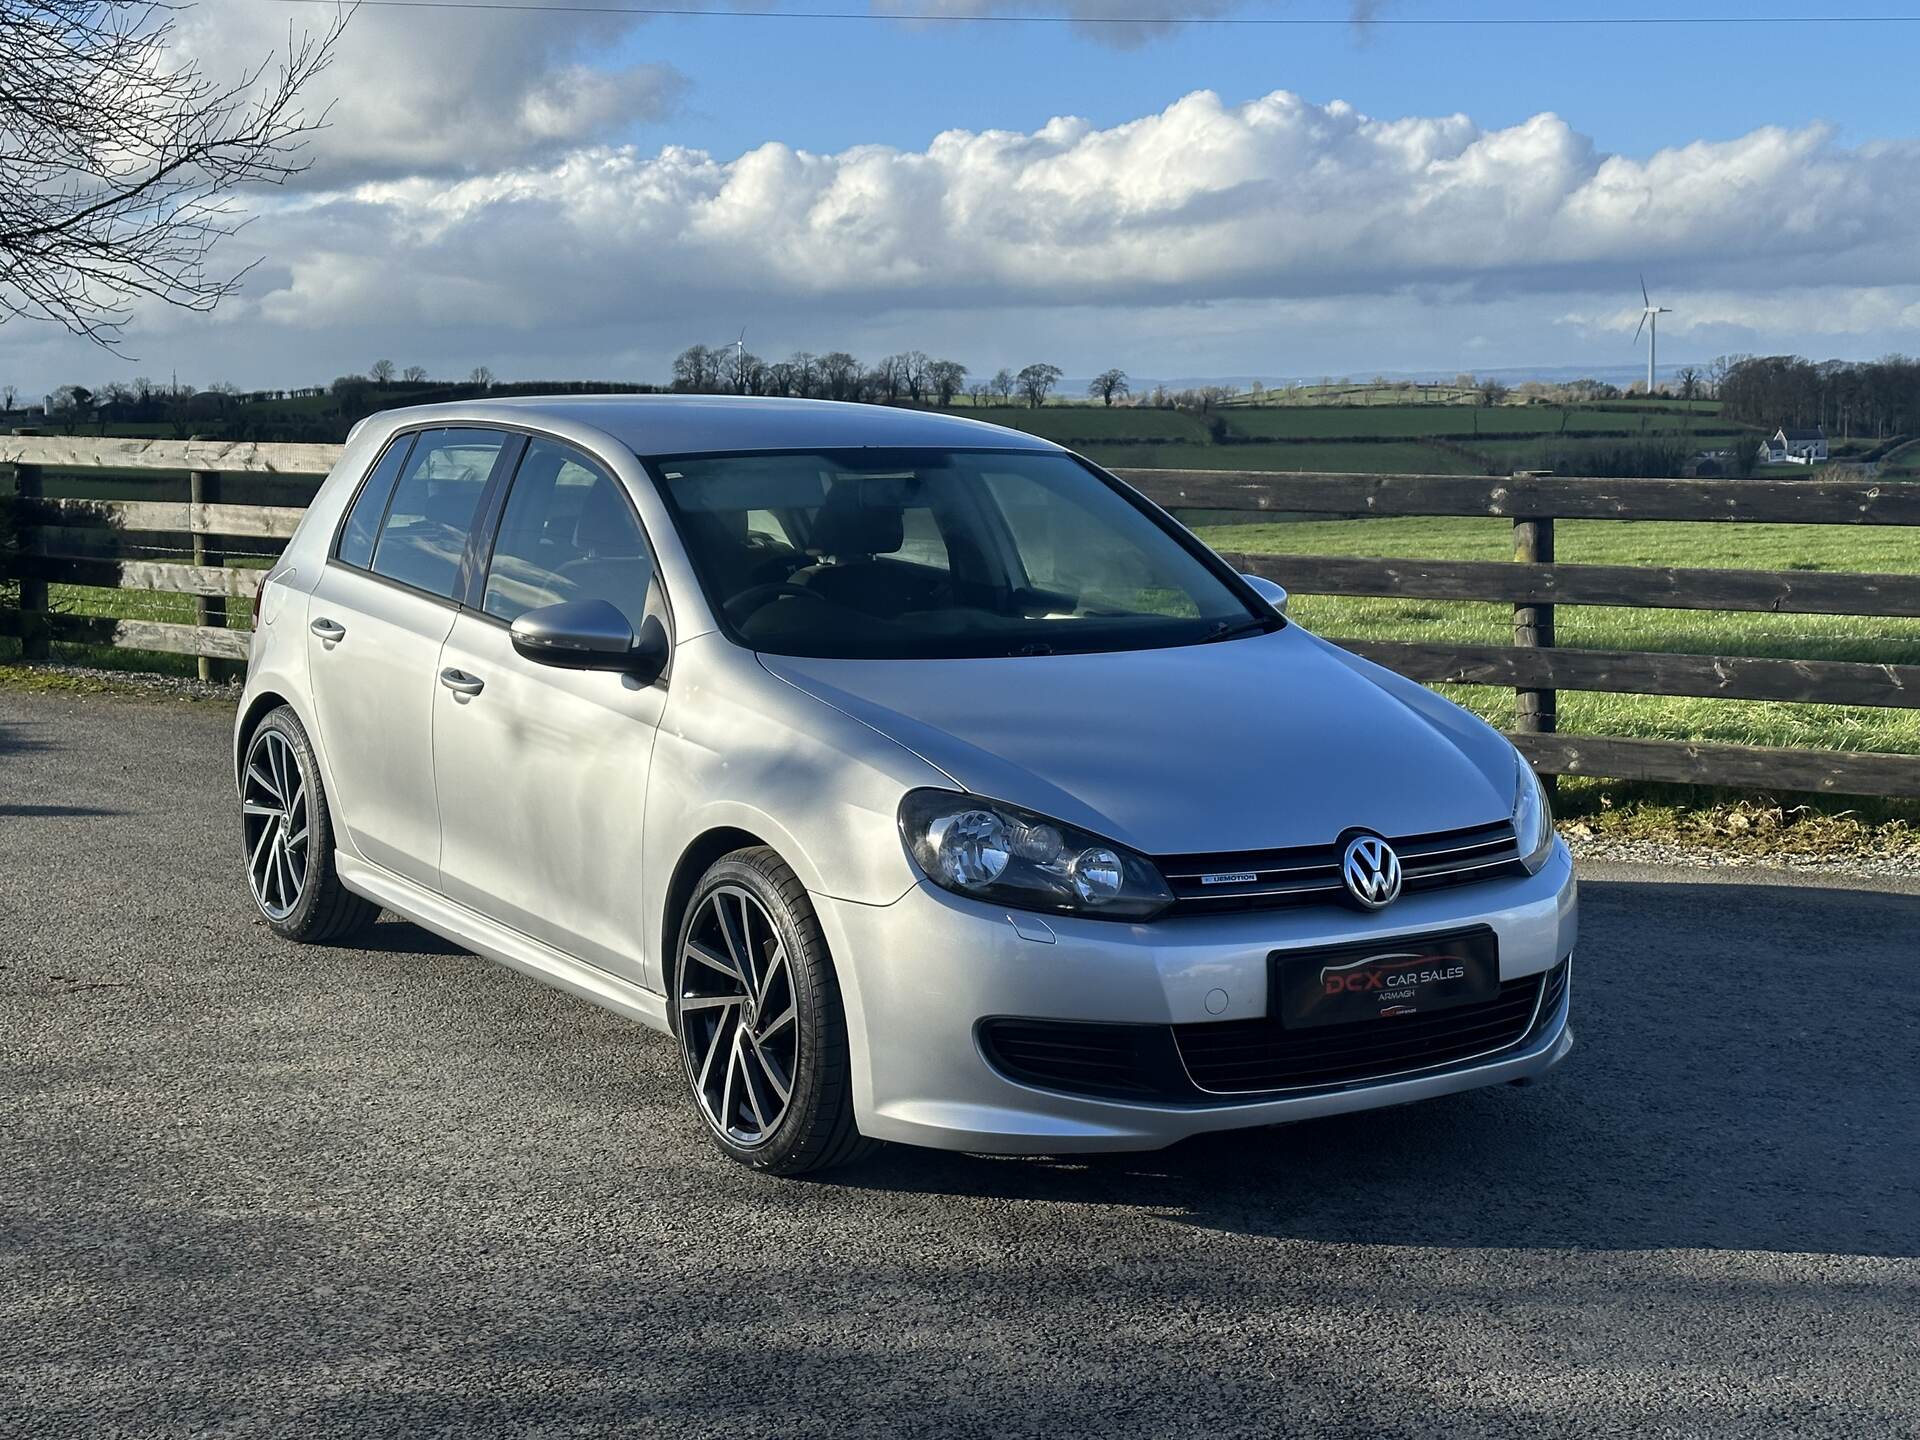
[1758,426,1829,465]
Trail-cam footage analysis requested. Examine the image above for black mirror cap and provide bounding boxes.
[509,599,668,681]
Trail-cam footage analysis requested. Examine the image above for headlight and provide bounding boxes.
[899,790,1173,921]
[1512,753,1556,873]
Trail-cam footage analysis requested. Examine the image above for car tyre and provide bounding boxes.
[240,705,380,944]
[672,846,877,1176]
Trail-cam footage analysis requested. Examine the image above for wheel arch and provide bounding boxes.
[660,826,771,1019]
[234,689,296,788]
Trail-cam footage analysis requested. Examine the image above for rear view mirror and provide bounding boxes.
[510,600,669,682]
[1241,574,1290,616]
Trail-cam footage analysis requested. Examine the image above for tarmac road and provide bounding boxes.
[2,688,1917,1439]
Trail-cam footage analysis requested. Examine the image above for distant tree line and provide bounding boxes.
[669,346,1073,409]
[1712,354,1920,438]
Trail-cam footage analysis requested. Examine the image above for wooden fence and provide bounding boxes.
[4,436,1920,798]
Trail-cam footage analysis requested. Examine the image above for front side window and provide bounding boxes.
[369,428,509,599]
[651,448,1266,659]
[482,438,658,628]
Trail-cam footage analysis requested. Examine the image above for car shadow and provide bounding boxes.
[820,877,1920,1261]
[339,915,473,957]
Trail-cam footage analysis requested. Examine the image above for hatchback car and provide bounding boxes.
[236,396,1575,1174]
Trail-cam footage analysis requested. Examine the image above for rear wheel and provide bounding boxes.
[672,847,876,1175]
[241,706,379,943]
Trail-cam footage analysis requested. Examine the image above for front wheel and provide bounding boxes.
[672,847,876,1175]
[240,706,379,943]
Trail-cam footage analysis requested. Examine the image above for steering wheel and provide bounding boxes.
[723,582,820,622]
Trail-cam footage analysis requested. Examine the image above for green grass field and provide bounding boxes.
[1191,515,1920,761]
[957,397,1762,476]
[1216,404,1744,440]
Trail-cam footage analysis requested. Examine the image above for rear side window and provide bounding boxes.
[369,429,509,599]
[336,435,415,569]
[482,438,658,627]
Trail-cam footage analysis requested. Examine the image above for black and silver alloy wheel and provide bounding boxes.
[243,727,309,921]
[671,847,876,1174]
[680,884,798,1147]
[238,705,379,944]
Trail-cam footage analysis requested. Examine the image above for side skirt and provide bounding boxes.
[336,852,672,1034]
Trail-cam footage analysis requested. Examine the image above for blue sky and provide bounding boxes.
[8,0,1920,392]
[622,1,1918,164]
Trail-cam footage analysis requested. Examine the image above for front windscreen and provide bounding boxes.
[648,448,1271,659]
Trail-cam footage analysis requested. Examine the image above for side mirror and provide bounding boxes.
[510,599,669,682]
[1241,574,1289,617]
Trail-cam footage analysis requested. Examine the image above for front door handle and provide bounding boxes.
[439,668,485,697]
[310,617,346,641]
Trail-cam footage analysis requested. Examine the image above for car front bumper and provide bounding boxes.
[812,840,1578,1153]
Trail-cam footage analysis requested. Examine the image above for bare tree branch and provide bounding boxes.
[0,0,349,348]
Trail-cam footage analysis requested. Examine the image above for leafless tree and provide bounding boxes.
[989,368,1015,403]
[898,350,930,404]
[723,345,763,395]
[370,358,395,384]
[1,383,16,411]
[468,365,494,389]
[785,351,819,399]
[1016,363,1062,409]
[1088,368,1129,407]
[402,365,428,384]
[926,359,967,407]
[1676,365,1701,401]
[1,0,348,347]
[817,351,860,401]
[869,354,908,403]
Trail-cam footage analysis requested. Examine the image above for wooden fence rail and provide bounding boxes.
[4,438,1920,798]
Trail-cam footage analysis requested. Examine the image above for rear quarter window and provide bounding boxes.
[336,435,416,569]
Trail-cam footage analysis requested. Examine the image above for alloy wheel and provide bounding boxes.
[679,884,799,1147]
[243,728,309,921]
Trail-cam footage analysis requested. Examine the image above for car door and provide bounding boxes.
[306,426,517,886]
[431,435,669,980]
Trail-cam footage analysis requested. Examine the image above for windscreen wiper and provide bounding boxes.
[1200,617,1274,644]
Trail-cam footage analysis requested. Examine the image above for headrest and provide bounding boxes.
[573,477,643,557]
[809,481,904,559]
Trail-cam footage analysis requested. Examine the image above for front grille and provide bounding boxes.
[978,960,1569,1104]
[1173,960,1566,1095]
[1158,819,1524,917]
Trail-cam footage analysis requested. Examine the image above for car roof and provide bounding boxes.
[366,394,1064,457]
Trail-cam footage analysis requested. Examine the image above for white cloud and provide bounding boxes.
[283,89,1920,323]
[170,3,686,183]
[13,87,1920,388]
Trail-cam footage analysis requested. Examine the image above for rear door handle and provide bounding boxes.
[439,668,485,696]
[310,617,346,641]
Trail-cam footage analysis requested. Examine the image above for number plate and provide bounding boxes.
[1268,928,1500,1029]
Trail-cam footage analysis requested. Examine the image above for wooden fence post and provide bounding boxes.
[14,458,48,661]
[1512,495,1556,795]
[188,466,228,682]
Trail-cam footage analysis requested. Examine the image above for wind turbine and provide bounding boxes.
[1633,277,1672,396]
[715,327,747,390]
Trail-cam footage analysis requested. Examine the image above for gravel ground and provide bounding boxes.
[3,688,1918,1439]
[1564,835,1920,880]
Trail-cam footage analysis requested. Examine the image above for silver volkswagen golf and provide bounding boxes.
[236,396,1576,1174]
